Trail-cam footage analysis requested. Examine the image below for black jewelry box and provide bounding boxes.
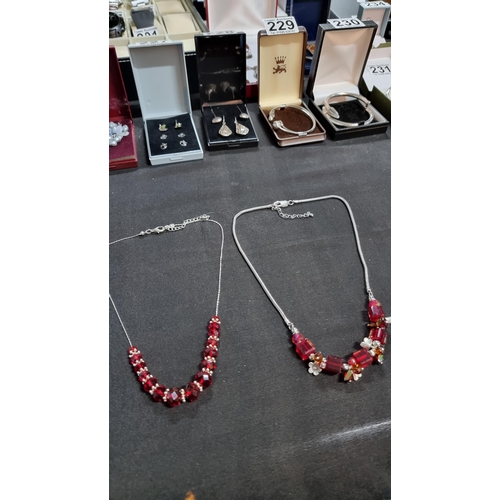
[195,32,259,151]
[305,20,389,140]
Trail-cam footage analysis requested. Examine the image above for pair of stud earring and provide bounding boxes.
[210,107,248,123]
[159,121,181,131]
[217,116,249,137]
[160,140,187,150]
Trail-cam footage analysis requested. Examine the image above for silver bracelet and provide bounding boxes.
[322,92,374,128]
[268,104,317,136]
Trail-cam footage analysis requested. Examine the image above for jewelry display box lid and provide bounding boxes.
[363,44,391,121]
[109,45,138,171]
[204,0,279,96]
[195,32,259,151]
[305,20,389,139]
[258,27,326,146]
[128,40,203,165]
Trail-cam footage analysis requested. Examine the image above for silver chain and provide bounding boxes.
[109,214,225,346]
[232,196,374,334]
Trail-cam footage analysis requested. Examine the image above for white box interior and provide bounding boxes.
[311,26,373,104]
[128,41,192,119]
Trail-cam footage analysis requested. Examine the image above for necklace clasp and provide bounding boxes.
[272,200,294,209]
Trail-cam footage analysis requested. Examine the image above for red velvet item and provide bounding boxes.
[109,46,138,170]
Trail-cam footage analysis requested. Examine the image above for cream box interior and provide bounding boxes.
[205,0,278,86]
[109,0,206,58]
[258,29,326,146]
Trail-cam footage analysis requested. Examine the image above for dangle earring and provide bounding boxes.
[218,116,232,137]
[237,106,249,119]
[234,117,249,136]
[210,108,222,124]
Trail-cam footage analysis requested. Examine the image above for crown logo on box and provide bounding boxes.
[273,56,287,74]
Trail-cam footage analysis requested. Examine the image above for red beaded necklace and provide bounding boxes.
[109,215,224,406]
[232,196,390,382]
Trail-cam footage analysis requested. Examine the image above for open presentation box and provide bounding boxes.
[129,41,203,165]
[205,0,278,99]
[363,44,391,121]
[305,20,389,140]
[258,27,326,146]
[195,32,259,151]
[109,0,208,99]
[109,46,138,171]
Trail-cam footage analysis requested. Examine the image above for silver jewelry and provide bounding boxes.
[237,106,249,119]
[218,116,232,137]
[159,124,167,131]
[246,44,252,59]
[232,196,390,382]
[160,134,167,140]
[210,108,222,124]
[228,86,236,99]
[268,105,317,136]
[322,92,374,128]
[246,65,258,79]
[206,84,217,101]
[220,81,230,93]
[178,132,186,138]
[160,143,167,150]
[234,118,249,136]
[180,140,187,146]
[109,214,225,405]
[175,120,182,129]
[109,121,129,146]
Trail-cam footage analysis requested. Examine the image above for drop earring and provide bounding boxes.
[210,108,222,123]
[234,118,249,136]
[218,116,232,137]
[237,106,249,119]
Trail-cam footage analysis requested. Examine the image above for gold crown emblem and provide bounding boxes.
[275,56,286,65]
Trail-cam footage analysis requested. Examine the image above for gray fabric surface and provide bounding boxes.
[109,101,391,500]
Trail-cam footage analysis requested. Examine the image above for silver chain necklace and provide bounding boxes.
[232,196,390,382]
[109,214,225,406]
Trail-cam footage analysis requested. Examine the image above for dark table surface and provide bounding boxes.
[109,101,391,500]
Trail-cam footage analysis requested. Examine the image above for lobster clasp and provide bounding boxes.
[272,200,294,210]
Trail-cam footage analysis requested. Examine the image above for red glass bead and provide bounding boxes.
[324,355,343,374]
[351,349,373,368]
[133,361,147,373]
[369,327,388,345]
[152,385,166,402]
[211,316,221,324]
[129,353,143,364]
[208,322,220,332]
[128,346,139,356]
[203,347,218,359]
[184,382,200,402]
[291,333,304,345]
[143,377,158,392]
[201,359,216,371]
[206,339,219,349]
[207,328,220,339]
[368,299,385,323]
[166,387,182,407]
[295,338,316,361]
[195,371,212,388]
[137,369,150,383]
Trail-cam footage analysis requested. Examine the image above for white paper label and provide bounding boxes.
[133,26,158,37]
[328,18,366,29]
[360,1,390,9]
[367,64,391,75]
[263,16,299,35]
